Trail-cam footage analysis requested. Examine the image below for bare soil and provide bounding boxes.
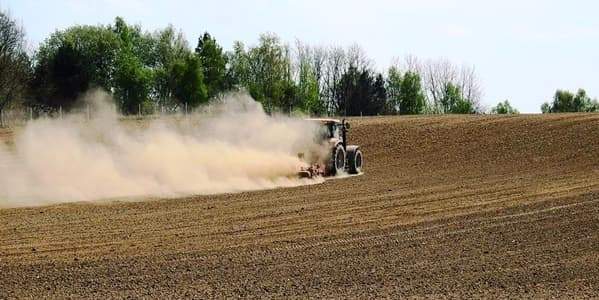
[1,114,599,299]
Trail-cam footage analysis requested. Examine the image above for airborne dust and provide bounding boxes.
[0,91,328,207]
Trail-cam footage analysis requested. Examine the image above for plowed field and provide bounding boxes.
[1,114,599,298]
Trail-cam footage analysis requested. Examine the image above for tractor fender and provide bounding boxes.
[346,145,360,152]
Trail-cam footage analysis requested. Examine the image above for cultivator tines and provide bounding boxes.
[298,163,325,178]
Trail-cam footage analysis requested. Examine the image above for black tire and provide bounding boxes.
[327,145,346,176]
[347,146,363,174]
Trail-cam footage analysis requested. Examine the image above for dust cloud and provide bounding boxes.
[0,90,326,208]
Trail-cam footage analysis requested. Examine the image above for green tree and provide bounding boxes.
[296,59,322,115]
[244,33,294,113]
[224,34,298,113]
[335,66,360,116]
[195,32,227,99]
[541,102,551,113]
[112,17,154,114]
[113,51,152,114]
[279,79,297,114]
[386,66,402,114]
[170,55,208,109]
[31,17,204,114]
[0,11,31,122]
[541,89,598,113]
[491,100,519,114]
[442,83,474,114]
[335,66,387,116]
[398,71,426,115]
[112,17,155,67]
[372,73,388,115]
[150,25,190,108]
[224,41,249,89]
[32,25,120,109]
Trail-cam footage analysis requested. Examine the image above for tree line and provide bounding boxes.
[1,11,597,118]
[541,89,599,113]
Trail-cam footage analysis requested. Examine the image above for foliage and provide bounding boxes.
[32,25,120,108]
[195,32,227,99]
[334,66,387,116]
[169,54,208,109]
[0,11,31,116]
[372,74,388,115]
[224,41,248,89]
[541,89,598,113]
[111,18,154,114]
[386,66,402,113]
[441,83,475,114]
[31,17,211,113]
[111,17,155,67]
[151,25,190,107]
[18,15,599,118]
[399,72,426,114]
[296,58,322,115]
[113,51,152,114]
[227,33,296,113]
[491,100,519,114]
[387,67,426,115]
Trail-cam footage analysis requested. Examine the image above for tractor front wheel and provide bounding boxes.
[347,146,363,174]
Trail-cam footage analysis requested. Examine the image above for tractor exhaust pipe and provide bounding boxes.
[342,119,349,152]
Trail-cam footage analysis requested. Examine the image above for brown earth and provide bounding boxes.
[1,114,598,299]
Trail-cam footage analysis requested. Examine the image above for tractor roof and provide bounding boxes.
[304,118,342,125]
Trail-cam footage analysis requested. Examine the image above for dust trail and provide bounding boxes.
[0,90,326,208]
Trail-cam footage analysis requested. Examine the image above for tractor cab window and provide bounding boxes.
[316,124,329,141]
[315,122,342,140]
[327,123,341,139]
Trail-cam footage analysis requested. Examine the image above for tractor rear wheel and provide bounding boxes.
[327,145,346,176]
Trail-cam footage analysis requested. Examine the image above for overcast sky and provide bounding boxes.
[2,0,598,113]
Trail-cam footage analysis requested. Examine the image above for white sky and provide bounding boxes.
[2,0,598,112]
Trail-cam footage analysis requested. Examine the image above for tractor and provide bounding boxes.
[298,118,363,178]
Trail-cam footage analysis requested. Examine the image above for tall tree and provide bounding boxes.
[296,61,322,115]
[195,32,227,99]
[0,11,30,122]
[346,44,372,72]
[112,17,155,67]
[335,65,358,116]
[335,66,387,116]
[322,46,346,114]
[113,51,152,114]
[294,40,323,115]
[387,66,426,115]
[372,73,388,115]
[151,25,190,108]
[234,33,294,113]
[112,17,154,114]
[170,54,208,109]
[398,71,426,115]
[386,66,402,113]
[225,41,249,89]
